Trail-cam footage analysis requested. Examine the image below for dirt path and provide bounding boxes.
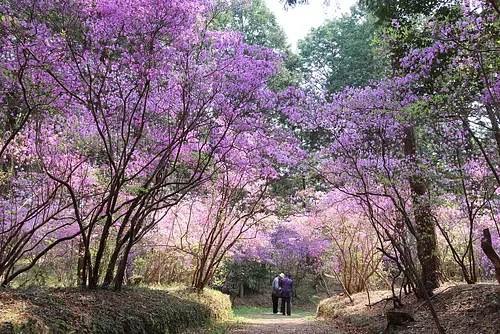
[228,311,346,334]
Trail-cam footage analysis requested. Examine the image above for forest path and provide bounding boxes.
[227,310,346,334]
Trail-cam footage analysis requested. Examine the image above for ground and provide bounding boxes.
[228,309,350,334]
[316,283,500,334]
[1,283,499,333]
[225,283,500,334]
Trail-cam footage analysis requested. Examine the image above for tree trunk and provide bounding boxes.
[238,282,244,298]
[403,126,440,292]
[481,228,500,283]
[486,105,500,157]
[114,230,135,292]
[103,231,130,287]
[77,238,85,284]
[414,199,440,291]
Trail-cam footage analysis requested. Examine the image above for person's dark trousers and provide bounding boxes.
[281,296,291,315]
[272,294,279,313]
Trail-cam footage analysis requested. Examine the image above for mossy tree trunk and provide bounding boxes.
[403,126,440,292]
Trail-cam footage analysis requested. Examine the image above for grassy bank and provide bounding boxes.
[0,286,232,334]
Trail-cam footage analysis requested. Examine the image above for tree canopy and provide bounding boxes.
[298,6,388,93]
[1,4,500,333]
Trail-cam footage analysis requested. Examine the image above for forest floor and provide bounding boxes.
[226,283,500,334]
[319,283,500,334]
[1,283,498,333]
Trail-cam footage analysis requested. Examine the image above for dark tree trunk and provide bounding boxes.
[481,228,500,283]
[238,282,244,298]
[103,231,130,287]
[414,199,440,290]
[486,105,500,157]
[403,126,440,292]
[102,251,119,287]
[114,231,135,292]
[77,238,85,283]
[90,214,114,288]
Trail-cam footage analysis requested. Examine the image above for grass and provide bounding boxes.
[180,301,321,333]
[232,306,264,315]
[232,306,317,320]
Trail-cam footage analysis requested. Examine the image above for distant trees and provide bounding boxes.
[221,0,289,50]
[298,6,387,94]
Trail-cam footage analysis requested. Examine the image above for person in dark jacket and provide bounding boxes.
[281,274,293,315]
[271,273,284,314]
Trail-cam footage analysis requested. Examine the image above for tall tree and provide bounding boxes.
[221,0,289,50]
[359,0,458,24]
[298,6,387,94]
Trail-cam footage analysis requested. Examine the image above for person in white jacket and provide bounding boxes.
[271,273,284,314]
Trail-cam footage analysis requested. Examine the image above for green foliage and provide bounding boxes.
[281,0,309,8]
[216,0,288,50]
[269,50,303,91]
[269,172,308,217]
[360,0,461,24]
[298,6,388,94]
[214,260,271,295]
[169,287,233,322]
[197,289,233,321]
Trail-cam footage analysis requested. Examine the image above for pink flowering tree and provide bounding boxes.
[171,170,272,292]
[221,210,327,294]
[391,2,500,283]
[427,123,498,283]
[313,191,384,295]
[0,0,292,291]
[287,0,500,292]
[135,117,299,292]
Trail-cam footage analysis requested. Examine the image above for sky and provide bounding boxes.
[264,0,358,50]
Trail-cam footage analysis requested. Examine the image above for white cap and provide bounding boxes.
[279,273,285,278]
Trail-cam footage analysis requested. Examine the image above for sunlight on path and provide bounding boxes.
[228,311,345,334]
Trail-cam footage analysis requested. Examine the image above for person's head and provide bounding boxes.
[279,273,285,280]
